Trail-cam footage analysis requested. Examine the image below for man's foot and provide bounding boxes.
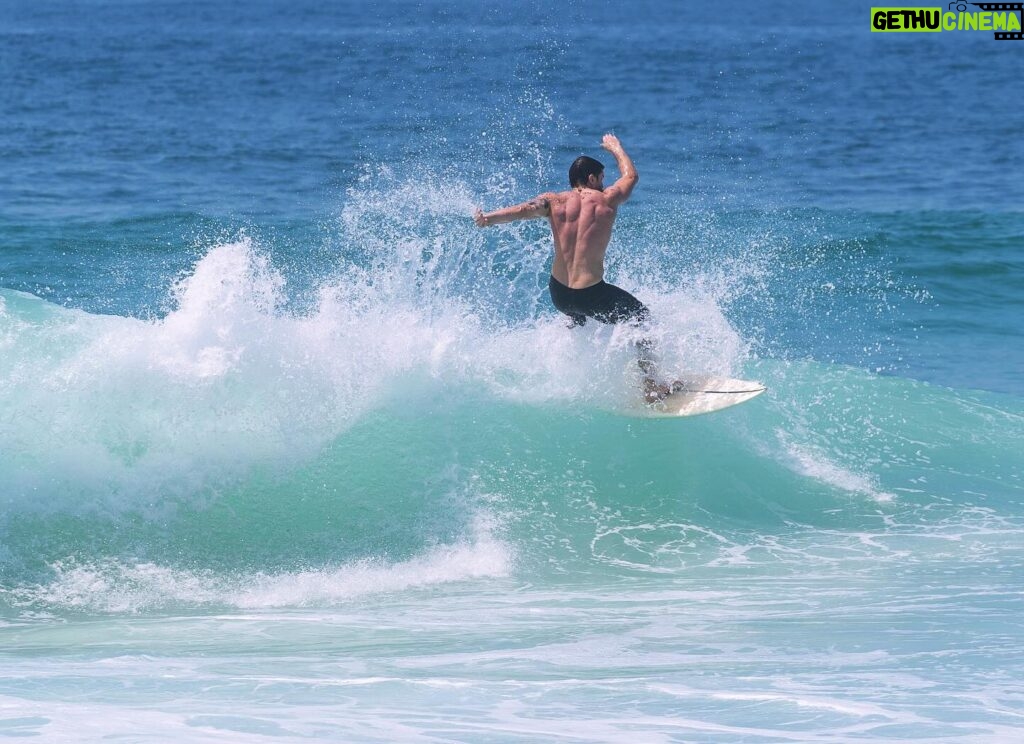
[643,377,673,405]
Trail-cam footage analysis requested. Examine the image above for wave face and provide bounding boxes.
[2,195,1021,615]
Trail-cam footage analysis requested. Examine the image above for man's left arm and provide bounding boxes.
[474,194,551,227]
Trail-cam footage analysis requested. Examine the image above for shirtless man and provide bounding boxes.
[474,134,668,401]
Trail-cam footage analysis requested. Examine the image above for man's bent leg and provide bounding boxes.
[590,283,672,402]
[550,278,670,401]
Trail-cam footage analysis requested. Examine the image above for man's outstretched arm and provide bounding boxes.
[601,134,639,208]
[474,195,551,227]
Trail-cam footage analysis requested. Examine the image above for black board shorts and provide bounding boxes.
[548,275,651,328]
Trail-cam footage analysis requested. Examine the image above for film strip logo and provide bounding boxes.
[955,1,1024,38]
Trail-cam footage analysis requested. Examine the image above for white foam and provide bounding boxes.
[233,528,511,609]
[1,179,749,518]
[7,518,512,613]
[779,435,895,502]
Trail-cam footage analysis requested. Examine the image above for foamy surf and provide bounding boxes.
[4,518,511,613]
[0,223,755,515]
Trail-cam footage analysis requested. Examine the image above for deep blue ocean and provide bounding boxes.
[2,0,1023,741]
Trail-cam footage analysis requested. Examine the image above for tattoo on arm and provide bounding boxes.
[528,197,550,216]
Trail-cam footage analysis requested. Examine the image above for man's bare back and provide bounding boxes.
[545,185,618,288]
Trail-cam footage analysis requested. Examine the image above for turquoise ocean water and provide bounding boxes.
[2,0,1023,740]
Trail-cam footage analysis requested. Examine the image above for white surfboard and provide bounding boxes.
[624,375,766,418]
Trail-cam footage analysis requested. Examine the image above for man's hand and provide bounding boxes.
[601,133,623,153]
[474,208,488,227]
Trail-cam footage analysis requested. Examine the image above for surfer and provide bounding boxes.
[474,134,670,402]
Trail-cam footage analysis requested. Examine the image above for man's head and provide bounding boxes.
[569,156,605,190]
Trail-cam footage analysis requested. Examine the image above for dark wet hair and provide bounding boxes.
[568,156,604,188]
